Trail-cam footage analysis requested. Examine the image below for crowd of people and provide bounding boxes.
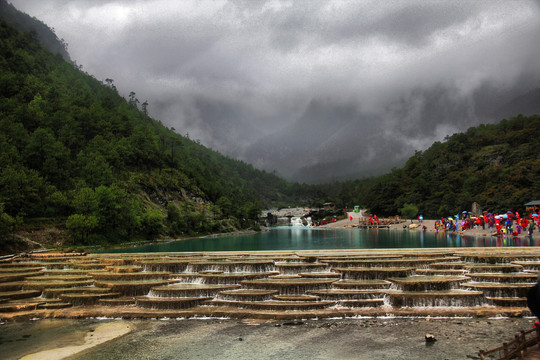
[433,210,540,237]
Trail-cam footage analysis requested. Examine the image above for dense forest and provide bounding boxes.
[0,18,324,250]
[0,0,70,62]
[333,115,540,217]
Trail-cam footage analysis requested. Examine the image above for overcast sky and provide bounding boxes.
[10,0,540,180]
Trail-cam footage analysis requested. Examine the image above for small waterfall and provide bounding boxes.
[174,275,203,284]
[384,290,485,307]
[334,267,415,280]
[148,284,240,298]
[325,259,435,268]
[290,217,304,226]
[389,275,470,292]
[465,264,523,273]
[275,262,329,275]
[59,292,119,306]
[185,261,276,274]
[462,283,533,298]
[460,254,540,264]
[5,250,540,319]
[199,272,277,285]
[140,262,189,273]
[511,261,540,271]
[93,279,171,296]
[240,278,337,295]
[468,273,537,283]
[136,297,209,310]
[215,289,278,302]
[309,289,384,300]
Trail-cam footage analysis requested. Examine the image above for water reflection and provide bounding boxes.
[96,227,540,253]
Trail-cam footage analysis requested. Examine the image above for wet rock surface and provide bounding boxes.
[1,317,535,360]
[2,248,540,319]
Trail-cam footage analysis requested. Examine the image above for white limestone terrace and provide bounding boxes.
[1,248,539,320]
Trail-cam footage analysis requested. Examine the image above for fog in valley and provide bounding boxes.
[11,0,540,182]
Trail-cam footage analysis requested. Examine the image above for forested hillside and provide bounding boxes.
[1,4,538,254]
[0,19,322,250]
[0,1,70,62]
[335,116,540,217]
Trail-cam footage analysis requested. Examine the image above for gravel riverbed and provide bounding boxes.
[1,317,536,360]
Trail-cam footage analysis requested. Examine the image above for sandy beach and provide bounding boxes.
[19,322,131,360]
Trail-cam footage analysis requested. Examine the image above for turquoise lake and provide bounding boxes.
[95,227,539,253]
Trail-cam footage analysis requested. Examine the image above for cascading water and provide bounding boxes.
[3,250,540,318]
[290,217,304,226]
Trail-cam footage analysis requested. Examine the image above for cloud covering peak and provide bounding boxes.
[10,0,540,181]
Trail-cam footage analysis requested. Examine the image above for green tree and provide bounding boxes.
[0,165,45,217]
[128,125,161,169]
[93,185,139,240]
[23,127,70,186]
[400,203,419,222]
[72,187,98,215]
[76,151,114,187]
[167,203,187,236]
[0,204,16,244]
[66,213,98,244]
[216,196,233,218]
[140,209,164,238]
[141,100,148,115]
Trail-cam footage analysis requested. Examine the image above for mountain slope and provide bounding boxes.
[0,18,318,250]
[0,0,71,62]
[332,116,540,217]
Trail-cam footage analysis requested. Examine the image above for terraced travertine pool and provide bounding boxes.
[1,248,540,320]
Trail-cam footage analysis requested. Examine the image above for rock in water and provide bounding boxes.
[425,334,437,343]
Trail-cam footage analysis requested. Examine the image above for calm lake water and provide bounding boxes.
[95,227,539,253]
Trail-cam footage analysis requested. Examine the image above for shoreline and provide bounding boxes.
[90,229,261,252]
[319,218,540,240]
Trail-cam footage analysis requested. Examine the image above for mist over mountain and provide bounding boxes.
[0,0,70,62]
[242,81,540,182]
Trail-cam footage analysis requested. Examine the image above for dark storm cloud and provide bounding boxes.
[9,0,540,181]
[263,1,481,50]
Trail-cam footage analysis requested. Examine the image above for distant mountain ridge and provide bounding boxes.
[494,88,540,120]
[242,84,540,184]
